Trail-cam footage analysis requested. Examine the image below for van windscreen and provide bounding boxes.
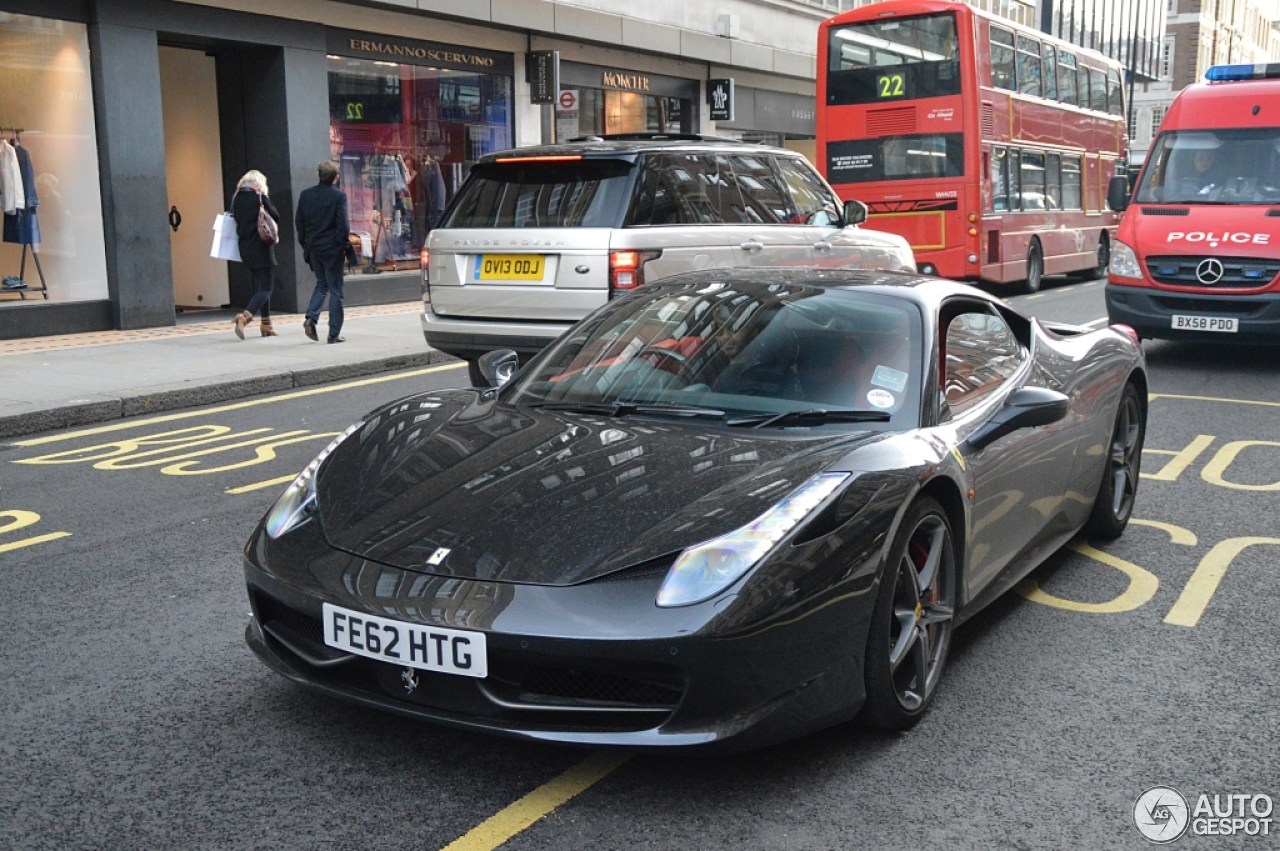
[1134,129,1280,205]
[443,160,634,228]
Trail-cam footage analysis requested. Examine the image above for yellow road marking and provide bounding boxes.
[1016,539,1158,613]
[1165,536,1280,628]
[1149,392,1280,409]
[0,531,72,554]
[12,362,466,448]
[1142,434,1215,482]
[227,473,298,494]
[440,752,630,851]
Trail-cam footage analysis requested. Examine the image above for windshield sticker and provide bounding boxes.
[871,365,909,392]
[866,388,895,409]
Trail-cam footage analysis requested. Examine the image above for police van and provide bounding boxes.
[1106,64,1280,341]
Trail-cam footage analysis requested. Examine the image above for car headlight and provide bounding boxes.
[1108,240,1143,279]
[656,472,851,608]
[263,421,364,539]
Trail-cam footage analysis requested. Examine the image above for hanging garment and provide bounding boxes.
[3,142,39,245]
[0,140,23,215]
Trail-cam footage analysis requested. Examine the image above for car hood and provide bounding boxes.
[1127,205,1280,259]
[314,390,878,585]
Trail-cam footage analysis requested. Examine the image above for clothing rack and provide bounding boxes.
[1,126,48,300]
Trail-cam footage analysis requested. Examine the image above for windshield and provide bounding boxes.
[502,280,923,427]
[827,13,961,106]
[1134,129,1280,205]
[443,159,634,228]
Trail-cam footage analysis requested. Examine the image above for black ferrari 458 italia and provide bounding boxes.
[244,268,1147,751]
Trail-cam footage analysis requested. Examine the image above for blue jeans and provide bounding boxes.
[305,252,345,339]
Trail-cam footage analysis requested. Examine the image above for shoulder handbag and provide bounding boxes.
[256,193,279,244]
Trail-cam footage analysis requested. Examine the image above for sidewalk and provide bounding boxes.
[0,302,461,439]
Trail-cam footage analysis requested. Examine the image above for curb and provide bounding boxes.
[0,350,462,440]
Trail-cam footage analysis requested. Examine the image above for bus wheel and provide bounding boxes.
[1073,233,1110,281]
[1019,240,1043,294]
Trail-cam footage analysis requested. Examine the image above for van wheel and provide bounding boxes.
[1018,241,1043,294]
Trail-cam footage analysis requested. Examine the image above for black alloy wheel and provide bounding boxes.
[1086,382,1145,539]
[1019,240,1044,294]
[862,496,956,730]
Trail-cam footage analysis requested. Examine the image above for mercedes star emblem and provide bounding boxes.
[1195,257,1225,284]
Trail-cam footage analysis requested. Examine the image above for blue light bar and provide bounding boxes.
[1205,63,1280,81]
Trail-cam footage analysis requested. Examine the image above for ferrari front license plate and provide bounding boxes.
[322,603,487,678]
[1172,314,1238,333]
[473,254,545,281]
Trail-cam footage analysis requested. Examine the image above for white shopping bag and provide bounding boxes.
[210,211,241,262]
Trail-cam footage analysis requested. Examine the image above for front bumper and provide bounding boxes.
[1105,282,1280,343]
[242,524,882,751]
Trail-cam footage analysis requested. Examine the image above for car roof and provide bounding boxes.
[641,267,1001,312]
[477,133,805,163]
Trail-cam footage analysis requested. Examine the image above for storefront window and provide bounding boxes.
[328,56,512,271]
[555,89,690,140]
[0,14,108,304]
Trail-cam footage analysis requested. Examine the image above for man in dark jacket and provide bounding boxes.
[295,160,353,343]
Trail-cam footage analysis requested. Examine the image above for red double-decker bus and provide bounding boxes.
[817,0,1128,292]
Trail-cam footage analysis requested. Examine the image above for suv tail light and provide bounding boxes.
[420,247,430,268]
[609,250,662,296]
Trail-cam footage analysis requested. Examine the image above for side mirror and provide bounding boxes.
[475,349,520,388]
[843,199,868,226]
[964,387,1070,451]
[1107,175,1130,212]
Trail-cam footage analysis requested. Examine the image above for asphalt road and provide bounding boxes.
[2,278,1277,850]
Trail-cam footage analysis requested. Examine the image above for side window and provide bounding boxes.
[775,157,840,226]
[727,155,796,225]
[991,147,1007,212]
[1041,43,1058,101]
[1088,67,1107,113]
[942,308,1027,416]
[990,27,1016,92]
[628,153,746,225]
[1106,68,1124,116]
[1017,36,1042,98]
[1046,153,1062,210]
[1020,150,1047,209]
[1061,155,1082,210]
[1058,50,1078,107]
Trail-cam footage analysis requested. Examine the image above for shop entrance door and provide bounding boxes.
[159,46,228,309]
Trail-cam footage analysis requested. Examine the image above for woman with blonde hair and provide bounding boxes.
[230,169,282,338]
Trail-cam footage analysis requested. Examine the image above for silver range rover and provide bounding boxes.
[421,134,916,383]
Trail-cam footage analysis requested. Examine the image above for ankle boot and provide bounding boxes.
[233,310,253,340]
[260,317,278,337]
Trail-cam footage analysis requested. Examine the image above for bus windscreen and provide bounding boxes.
[826,13,960,106]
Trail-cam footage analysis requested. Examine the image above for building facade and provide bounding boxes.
[1129,0,1280,167]
[0,0,833,340]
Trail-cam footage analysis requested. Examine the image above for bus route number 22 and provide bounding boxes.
[877,73,906,99]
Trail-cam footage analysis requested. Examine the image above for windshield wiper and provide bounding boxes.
[530,401,726,418]
[725,408,891,429]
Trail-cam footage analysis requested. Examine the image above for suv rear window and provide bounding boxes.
[443,159,634,228]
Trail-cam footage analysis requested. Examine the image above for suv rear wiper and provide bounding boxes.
[725,408,891,429]
[530,401,726,418]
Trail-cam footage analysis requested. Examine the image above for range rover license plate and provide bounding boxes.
[1172,315,1238,333]
[474,254,545,281]
[322,602,487,677]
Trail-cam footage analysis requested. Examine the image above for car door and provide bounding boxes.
[724,153,813,267]
[773,155,845,264]
[614,152,739,279]
[938,301,1071,598]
